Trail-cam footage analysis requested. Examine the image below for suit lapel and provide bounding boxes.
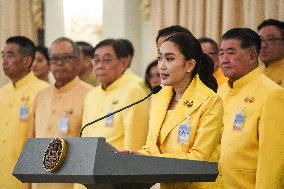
[152,86,173,143]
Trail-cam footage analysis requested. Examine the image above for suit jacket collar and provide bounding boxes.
[151,75,213,144]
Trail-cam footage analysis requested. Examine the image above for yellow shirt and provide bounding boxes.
[0,73,48,189]
[124,68,149,92]
[140,75,224,189]
[82,72,150,151]
[31,77,93,189]
[261,58,284,87]
[214,68,227,87]
[218,67,284,189]
[33,77,93,138]
[81,73,99,87]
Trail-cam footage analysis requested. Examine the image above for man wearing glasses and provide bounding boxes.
[30,37,93,189]
[79,38,149,152]
[258,19,284,87]
[75,38,150,188]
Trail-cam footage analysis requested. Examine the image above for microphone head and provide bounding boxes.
[151,86,162,94]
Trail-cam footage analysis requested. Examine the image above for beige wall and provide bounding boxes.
[1,0,284,87]
[0,0,38,86]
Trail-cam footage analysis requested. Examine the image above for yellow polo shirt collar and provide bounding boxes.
[54,76,80,94]
[14,72,36,89]
[264,58,284,68]
[101,73,126,92]
[230,67,262,89]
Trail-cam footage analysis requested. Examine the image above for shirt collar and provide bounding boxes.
[230,67,262,89]
[53,76,80,93]
[14,72,36,89]
[100,72,127,92]
[266,58,284,68]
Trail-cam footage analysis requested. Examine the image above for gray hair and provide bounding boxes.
[49,37,80,57]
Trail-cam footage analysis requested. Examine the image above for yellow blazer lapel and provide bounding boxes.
[159,76,212,145]
[151,86,173,143]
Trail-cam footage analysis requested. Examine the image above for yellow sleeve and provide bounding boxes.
[158,95,224,161]
[28,92,40,138]
[139,126,153,155]
[256,89,284,189]
[138,95,159,156]
[122,87,150,151]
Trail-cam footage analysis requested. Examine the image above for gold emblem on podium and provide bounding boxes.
[43,138,68,172]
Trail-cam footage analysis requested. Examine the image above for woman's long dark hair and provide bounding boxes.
[164,32,218,92]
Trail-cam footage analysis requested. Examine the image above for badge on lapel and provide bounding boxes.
[244,96,255,103]
[184,100,193,108]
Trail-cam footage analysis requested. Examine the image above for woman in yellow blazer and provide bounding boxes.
[139,32,224,189]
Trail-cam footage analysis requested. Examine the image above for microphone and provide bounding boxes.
[80,85,162,137]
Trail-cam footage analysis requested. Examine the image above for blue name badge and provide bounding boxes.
[105,112,114,127]
[233,108,245,130]
[19,103,29,121]
[59,116,69,134]
[177,124,190,144]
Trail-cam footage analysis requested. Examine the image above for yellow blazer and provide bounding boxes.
[140,75,224,189]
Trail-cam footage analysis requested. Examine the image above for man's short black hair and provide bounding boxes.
[257,19,284,36]
[222,28,261,55]
[117,39,134,57]
[76,41,94,58]
[198,37,219,53]
[6,36,36,61]
[94,39,126,59]
[156,25,192,43]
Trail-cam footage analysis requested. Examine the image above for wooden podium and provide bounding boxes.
[13,137,218,189]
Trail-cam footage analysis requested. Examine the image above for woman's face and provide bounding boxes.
[32,51,50,79]
[149,65,161,89]
[158,41,193,87]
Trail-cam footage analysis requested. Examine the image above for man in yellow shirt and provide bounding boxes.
[258,19,284,87]
[81,38,149,150]
[30,37,93,189]
[199,37,227,86]
[75,38,150,189]
[0,36,48,189]
[218,28,284,189]
[75,41,98,87]
[117,38,148,91]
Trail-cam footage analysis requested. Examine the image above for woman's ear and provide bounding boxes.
[184,59,196,73]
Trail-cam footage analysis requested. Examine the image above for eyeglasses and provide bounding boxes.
[93,58,113,65]
[49,54,76,64]
[260,37,284,45]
